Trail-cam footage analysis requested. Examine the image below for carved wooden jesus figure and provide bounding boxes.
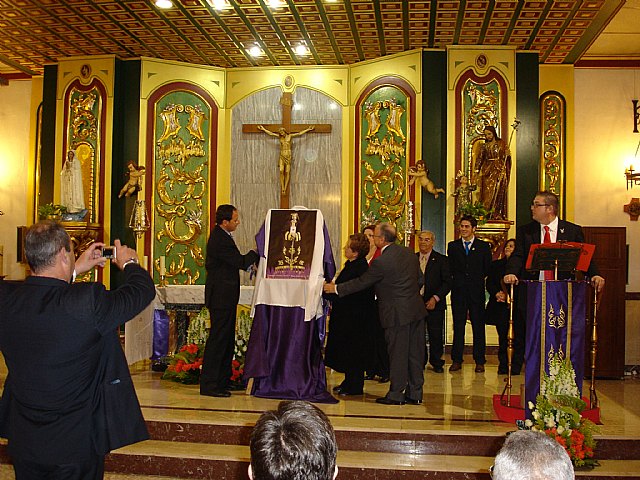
[257,125,315,195]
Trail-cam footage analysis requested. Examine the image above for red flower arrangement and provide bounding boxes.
[161,343,204,385]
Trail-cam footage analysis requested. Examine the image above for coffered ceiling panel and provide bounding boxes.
[0,0,636,76]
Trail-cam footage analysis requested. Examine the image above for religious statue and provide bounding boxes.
[474,125,511,220]
[118,162,146,198]
[60,149,86,214]
[408,160,445,199]
[257,124,315,195]
[452,172,477,215]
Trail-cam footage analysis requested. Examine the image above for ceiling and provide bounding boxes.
[1,0,639,77]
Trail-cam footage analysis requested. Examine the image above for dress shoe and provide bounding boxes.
[497,366,508,375]
[378,376,390,383]
[338,390,363,396]
[449,362,462,372]
[475,364,485,373]
[375,397,405,405]
[433,365,444,373]
[201,390,231,398]
[405,397,422,405]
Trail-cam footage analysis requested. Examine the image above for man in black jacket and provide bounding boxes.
[447,215,492,373]
[201,204,259,397]
[504,191,604,373]
[0,221,155,480]
[417,231,451,373]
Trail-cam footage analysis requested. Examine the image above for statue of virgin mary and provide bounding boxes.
[60,149,86,214]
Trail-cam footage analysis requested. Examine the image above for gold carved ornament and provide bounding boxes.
[541,93,565,201]
[70,92,98,141]
[277,212,305,272]
[548,303,566,329]
[154,101,208,285]
[361,97,407,236]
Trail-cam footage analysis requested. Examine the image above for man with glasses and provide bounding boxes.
[416,231,450,373]
[503,190,604,374]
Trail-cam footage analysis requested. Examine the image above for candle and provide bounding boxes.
[143,255,148,270]
[159,255,166,276]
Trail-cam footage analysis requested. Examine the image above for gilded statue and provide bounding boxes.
[257,125,315,195]
[474,126,511,220]
[408,160,445,199]
[452,173,477,215]
[118,162,146,198]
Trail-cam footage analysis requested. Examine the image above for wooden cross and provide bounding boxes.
[242,92,332,208]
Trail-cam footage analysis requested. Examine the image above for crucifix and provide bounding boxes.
[242,92,332,208]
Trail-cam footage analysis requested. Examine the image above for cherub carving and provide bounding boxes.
[118,162,146,198]
[408,160,445,199]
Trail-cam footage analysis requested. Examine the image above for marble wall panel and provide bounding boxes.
[231,87,342,275]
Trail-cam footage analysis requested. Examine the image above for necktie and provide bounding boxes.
[464,241,471,255]
[543,225,554,281]
[419,255,427,296]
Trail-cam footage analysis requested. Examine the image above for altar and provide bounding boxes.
[124,284,254,365]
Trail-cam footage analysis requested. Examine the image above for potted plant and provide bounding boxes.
[37,203,68,220]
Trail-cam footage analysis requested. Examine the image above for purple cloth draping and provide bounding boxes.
[245,305,337,403]
[245,214,337,404]
[524,280,587,417]
[152,309,170,360]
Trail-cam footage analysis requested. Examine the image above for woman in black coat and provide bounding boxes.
[324,233,375,395]
[486,238,516,374]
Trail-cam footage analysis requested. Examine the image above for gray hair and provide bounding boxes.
[378,222,397,243]
[492,431,574,480]
[25,221,71,273]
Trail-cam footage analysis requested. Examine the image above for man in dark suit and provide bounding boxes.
[323,223,427,405]
[201,204,259,397]
[417,230,451,373]
[0,221,155,479]
[504,191,604,373]
[447,215,492,373]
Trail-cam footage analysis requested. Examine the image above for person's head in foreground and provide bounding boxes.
[249,400,338,480]
[491,430,574,480]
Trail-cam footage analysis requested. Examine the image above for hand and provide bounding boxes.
[503,274,519,285]
[591,275,605,293]
[323,282,336,294]
[111,239,140,271]
[496,291,507,303]
[75,241,107,274]
[425,297,437,311]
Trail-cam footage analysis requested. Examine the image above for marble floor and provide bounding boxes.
[1,355,640,479]
[127,358,640,438]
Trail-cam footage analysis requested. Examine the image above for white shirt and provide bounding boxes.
[540,216,559,243]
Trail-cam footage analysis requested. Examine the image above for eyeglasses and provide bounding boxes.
[489,465,494,478]
[531,202,549,208]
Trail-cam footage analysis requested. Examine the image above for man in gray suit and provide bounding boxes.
[324,223,427,405]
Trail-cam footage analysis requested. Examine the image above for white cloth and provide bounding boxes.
[60,151,85,213]
[251,207,327,322]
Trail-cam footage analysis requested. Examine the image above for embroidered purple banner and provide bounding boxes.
[266,210,317,279]
[524,280,587,417]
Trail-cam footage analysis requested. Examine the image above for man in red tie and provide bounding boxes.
[503,191,604,374]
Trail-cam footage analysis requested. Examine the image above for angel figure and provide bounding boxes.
[452,172,477,214]
[118,162,146,198]
[408,160,445,199]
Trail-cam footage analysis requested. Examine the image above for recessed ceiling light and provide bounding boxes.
[155,0,173,8]
[294,44,310,56]
[206,0,230,10]
[267,0,285,8]
[248,45,264,57]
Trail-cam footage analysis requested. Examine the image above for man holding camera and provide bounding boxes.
[0,221,155,479]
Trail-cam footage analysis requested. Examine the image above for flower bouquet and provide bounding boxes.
[161,343,204,384]
[521,352,599,468]
[230,309,253,383]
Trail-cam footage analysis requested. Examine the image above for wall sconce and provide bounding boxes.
[625,137,640,189]
[129,199,150,239]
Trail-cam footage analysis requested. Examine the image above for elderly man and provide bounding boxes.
[503,190,604,374]
[324,223,427,405]
[491,430,574,480]
[0,221,155,479]
[249,400,338,480]
[416,231,450,373]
